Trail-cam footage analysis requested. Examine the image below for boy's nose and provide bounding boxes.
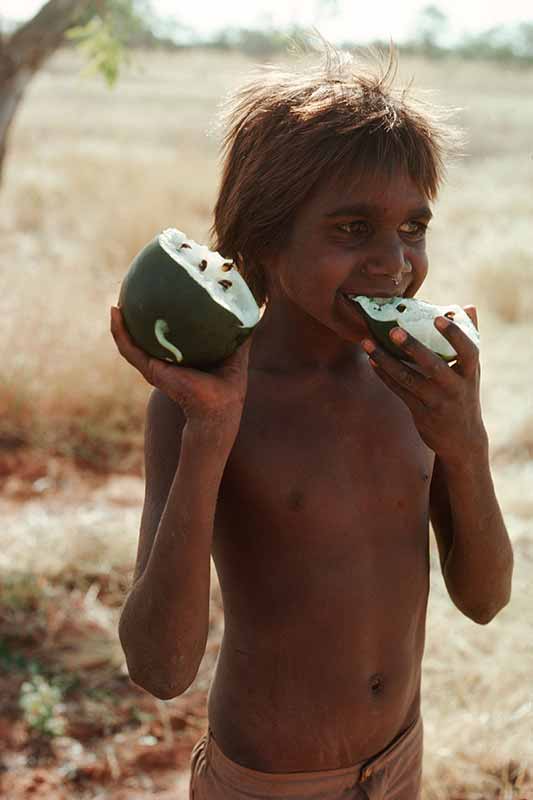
[360,241,412,284]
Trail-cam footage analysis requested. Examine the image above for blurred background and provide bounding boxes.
[1,1,532,798]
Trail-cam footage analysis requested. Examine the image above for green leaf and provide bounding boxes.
[67,15,129,88]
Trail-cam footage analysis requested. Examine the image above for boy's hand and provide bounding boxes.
[361,306,488,465]
[110,306,252,434]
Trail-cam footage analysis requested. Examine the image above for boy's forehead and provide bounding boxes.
[306,169,430,217]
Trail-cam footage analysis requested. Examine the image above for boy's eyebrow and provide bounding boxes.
[324,203,433,220]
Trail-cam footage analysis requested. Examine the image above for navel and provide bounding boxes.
[369,673,385,695]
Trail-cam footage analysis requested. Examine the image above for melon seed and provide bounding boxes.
[397,304,406,312]
[444,311,456,319]
[198,259,208,271]
[180,243,192,249]
[221,262,233,272]
[219,280,232,290]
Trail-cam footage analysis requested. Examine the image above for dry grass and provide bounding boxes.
[1,47,532,798]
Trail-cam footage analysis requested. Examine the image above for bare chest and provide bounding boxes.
[213,370,435,580]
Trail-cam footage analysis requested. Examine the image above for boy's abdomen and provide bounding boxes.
[208,513,431,771]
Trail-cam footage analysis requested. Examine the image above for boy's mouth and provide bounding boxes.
[343,292,405,301]
[342,292,403,314]
[340,292,405,331]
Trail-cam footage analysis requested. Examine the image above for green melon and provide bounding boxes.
[350,295,480,363]
[118,229,261,369]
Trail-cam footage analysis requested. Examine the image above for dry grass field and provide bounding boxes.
[0,46,532,798]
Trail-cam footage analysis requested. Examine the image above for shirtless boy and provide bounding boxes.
[111,47,514,800]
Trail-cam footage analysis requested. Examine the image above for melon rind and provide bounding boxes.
[118,231,261,369]
[351,296,480,363]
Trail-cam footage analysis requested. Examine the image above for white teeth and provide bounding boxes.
[346,294,401,302]
[347,294,387,301]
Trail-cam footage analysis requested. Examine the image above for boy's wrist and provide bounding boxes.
[184,415,241,448]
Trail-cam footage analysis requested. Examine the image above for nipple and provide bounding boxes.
[287,488,304,512]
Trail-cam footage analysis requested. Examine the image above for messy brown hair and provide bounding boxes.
[211,41,462,307]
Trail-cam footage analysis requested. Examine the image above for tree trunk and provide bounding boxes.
[0,0,95,182]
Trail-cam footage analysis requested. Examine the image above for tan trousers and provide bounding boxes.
[189,715,423,799]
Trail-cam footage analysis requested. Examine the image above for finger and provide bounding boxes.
[110,305,143,362]
[110,306,187,394]
[363,339,439,407]
[110,306,154,374]
[434,315,479,378]
[463,305,478,330]
[387,327,458,389]
[369,359,427,415]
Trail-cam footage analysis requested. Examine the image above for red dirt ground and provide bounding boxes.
[0,447,214,799]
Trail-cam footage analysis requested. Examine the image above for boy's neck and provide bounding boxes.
[250,295,367,377]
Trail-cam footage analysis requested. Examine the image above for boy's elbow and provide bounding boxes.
[120,639,202,700]
[127,664,198,700]
[472,567,514,625]
[450,558,514,626]
[466,597,511,626]
[136,680,188,701]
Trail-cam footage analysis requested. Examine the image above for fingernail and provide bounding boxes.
[391,327,407,343]
[435,316,449,330]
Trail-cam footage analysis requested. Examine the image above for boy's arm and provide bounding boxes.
[118,388,236,699]
[363,305,513,625]
[429,444,514,625]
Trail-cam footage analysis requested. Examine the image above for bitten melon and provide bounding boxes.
[349,295,480,362]
[118,229,261,369]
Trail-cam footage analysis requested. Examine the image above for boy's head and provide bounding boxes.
[211,42,461,308]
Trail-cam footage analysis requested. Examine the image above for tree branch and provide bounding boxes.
[2,0,98,80]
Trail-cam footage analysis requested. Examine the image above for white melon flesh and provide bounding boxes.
[159,229,260,328]
[352,296,480,360]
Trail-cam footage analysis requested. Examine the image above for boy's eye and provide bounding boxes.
[336,220,429,239]
[337,221,370,235]
[399,221,429,239]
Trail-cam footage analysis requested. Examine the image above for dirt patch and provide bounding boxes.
[0,451,217,799]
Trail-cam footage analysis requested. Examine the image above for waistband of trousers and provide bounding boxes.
[205,715,422,795]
